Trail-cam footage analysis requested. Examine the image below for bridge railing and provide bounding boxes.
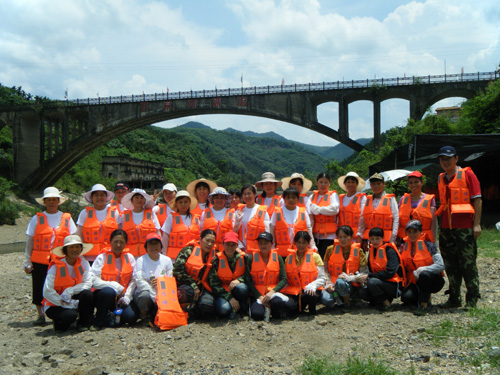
[67,71,498,106]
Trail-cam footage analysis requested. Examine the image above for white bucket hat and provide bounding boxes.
[208,187,232,206]
[35,187,67,205]
[84,184,114,204]
[338,172,366,192]
[169,190,198,211]
[51,235,94,258]
[121,188,155,210]
[281,173,313,194]
[255,172,282,189]
[162,183,177,192]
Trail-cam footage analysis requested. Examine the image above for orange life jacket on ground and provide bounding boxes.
[184,244,216,292]
[256,195,280,218]
[338,193,365,236]
[155,204,169,228]
[281,250,318,295]
[216,252,246,292]
[32,212,71,265]
[202,208,234,252]
[398,193,435,242]
[435,168,475,228]
[82,207,118,257]
[250,250,281,296]
[400,237,435,286]
[274,206,308,258]
[43,257,85,307]
[154,275,188,330]
[122,209,157,257]
[110,200,124,215]
[310,190,337,236]
[362,194,394,242]
[327,241,361,286]
[99,250,134,291]
[168,213,200,261]
[368,243,404,284]
[241,205,267,253]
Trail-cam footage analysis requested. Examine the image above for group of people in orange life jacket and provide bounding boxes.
[23,168,447,331]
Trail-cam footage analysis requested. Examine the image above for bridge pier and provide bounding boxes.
[338,97,349,140]
[373,99,381,150]
[12,113,42,185]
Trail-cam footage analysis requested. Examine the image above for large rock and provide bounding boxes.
[22,352,43,367]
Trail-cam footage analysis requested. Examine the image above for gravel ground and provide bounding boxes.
[1,220,499,375]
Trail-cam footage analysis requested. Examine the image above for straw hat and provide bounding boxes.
[121,188,155,210]
[51,235,93,258]
[35,187,67,205]
[169,190,198,211]
[208,187,232,206]
[84,184,114,204]
[186,179,218,199]
[281,173,313,194]
[255,172,282,189]
[338,172,366,192]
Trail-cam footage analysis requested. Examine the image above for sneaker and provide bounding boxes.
[77,326,89,332]
[90,325,103,332]
[440,299,462,308]
[34,316,46,326]
[413,307,428,316]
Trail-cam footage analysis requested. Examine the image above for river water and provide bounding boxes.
[0,242,25,255]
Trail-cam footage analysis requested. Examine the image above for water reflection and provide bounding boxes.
[0,242,25,255]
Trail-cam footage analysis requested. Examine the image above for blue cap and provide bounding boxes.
[438,146,456,157]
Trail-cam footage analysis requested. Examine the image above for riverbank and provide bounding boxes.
[0,215,30,245]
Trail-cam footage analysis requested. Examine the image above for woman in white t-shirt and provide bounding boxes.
[24,187,77,326]
[337,172,367,244]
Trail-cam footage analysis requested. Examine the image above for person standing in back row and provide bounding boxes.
[435,146,482,309]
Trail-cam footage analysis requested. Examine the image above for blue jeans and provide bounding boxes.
[215,283,249,317]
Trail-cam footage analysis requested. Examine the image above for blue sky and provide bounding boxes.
[0,0,498,146]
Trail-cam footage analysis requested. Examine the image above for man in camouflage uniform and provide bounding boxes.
[436,146,482,308]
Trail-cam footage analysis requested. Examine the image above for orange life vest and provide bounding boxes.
[256,195,280,218]
[155,204,169,228]
[122,209,157,257]
[250,250,281,296]
[281,250,318,295]
[362,194,394,242]
[240,205,267,253]
[110,200,124,215]
[184,244,216,292]
[338,193,365,235]
[43,257,85,307]
[436,168,475,228]
[168,213,200,261]
[368,243,404,284]
[32,212,71,265]
[274,206,308,258]
[154,275,188,330]
[190,204,204,217]
[400,237,434,286]
[310,190,337,236]
[216,252,246,292]
[398,194,435,242]
[99,250,134,291]
[82,207,118,257]
[327,241,361,286]
[202,208,234,252]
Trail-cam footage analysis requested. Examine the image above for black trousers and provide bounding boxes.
[401,271,445,305]
[45,290,94,331]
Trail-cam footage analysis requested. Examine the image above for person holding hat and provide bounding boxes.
[280,173,313,212]
[435,145,482,308]
[337,171,367,243]
[91,229,139,329]
[208,231,250,318]
[173,229,218,318]
[186,178,218,217]
[200,187,234,252]
[118,188,160,258]
[244,232,288,320]
[161,190,201,261]
[76,184,119,262]
[255,172,282,218]
[309,173,340,259]
[399,220,445,315]
[397,171,437,245]
[152,183,177,228]
[233,185,270,253]
[109,182,129,215]
[24,187,77,326]
[133,232,173,323]
[42,235,94,332]
[361,173,399,244]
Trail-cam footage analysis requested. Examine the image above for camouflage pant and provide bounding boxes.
[439,228,480,304]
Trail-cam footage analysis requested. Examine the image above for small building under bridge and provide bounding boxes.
[101,156,164,190]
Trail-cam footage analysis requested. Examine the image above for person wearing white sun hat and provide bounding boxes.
[337,172,367,243]
[118,188,160,258]
[200,187,234,252]
[255,172,282,218]
[76,184,119,263]
[24,187,77,326]
[152,183,177,228]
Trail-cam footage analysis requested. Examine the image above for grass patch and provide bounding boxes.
[298,354,415,375]
[477,228,500,257]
